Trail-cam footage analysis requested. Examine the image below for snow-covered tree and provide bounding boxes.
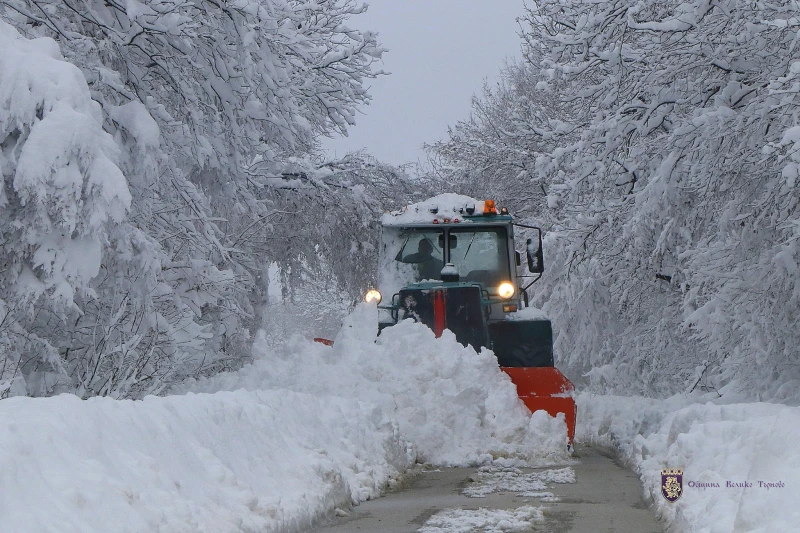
[1,1,412,398]
[0,20,132,396]
[428,55,573,217]
[433,0,800,399]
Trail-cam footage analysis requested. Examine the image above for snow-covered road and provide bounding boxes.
[307,445,662,533]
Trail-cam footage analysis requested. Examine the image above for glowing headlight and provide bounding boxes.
[365,289,382,304]
[497,282,515,299]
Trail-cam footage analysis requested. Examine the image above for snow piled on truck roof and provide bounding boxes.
[382,193,489,225]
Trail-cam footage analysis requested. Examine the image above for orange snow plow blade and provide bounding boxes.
[501,366,576,446]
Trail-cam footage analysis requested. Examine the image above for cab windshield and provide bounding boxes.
[389,228,445,282]
[378,226,509,295]
[448,227,509,286]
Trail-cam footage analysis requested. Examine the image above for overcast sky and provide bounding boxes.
[322,0,527,167]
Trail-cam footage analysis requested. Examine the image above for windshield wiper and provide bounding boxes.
[394,235,411,261]
[461,232,477,261]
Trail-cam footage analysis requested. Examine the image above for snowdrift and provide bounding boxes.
[578,393,800,533]
[186,303,571,466]
[0,390,412,533]
[1,303,569,533]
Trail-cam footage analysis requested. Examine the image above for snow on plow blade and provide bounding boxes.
[501,366,576,446]
[311,336,576,445]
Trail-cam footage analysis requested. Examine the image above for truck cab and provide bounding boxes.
[371,194,550,367]
[362,193,576,446]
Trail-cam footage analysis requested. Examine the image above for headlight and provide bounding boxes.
[497,282,515,299]
[365,289,382,304]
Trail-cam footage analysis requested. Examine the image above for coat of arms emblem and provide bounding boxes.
[661,468,683,502]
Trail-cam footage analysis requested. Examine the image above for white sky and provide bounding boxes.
[322,0,527,167]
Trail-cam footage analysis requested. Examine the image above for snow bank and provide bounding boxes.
[0,390,413,533]
[186,303,571,466]
[577,393,800,533]
[0,303,568,532]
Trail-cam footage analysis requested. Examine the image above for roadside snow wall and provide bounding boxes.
[577,393,800,533]
[1,303,569,533]
[186,303,571,466]
[0,390,413,533]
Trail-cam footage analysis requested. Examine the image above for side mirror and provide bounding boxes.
[526,233,544,274]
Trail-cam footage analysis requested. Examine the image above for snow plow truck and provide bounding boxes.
[366,194,576,445]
